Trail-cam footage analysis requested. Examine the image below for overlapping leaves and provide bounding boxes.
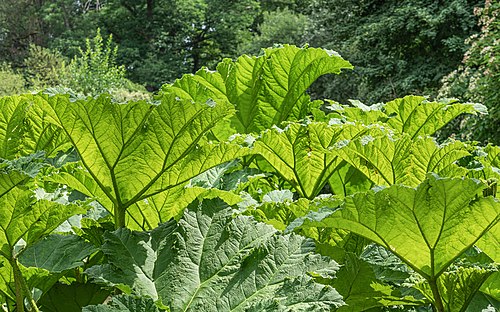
[0,94,70,159]
[0,184,86,259]
[289,174,500,279]
[324,95,485,138]
[337,134,470,187]
[254,121,383,198]
[86,199,344,311]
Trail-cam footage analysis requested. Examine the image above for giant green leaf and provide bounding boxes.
[86,199,344,311]
[0,95,27,159]
[338,134,470,187]
[49,166,241,231]
[289,175,500,280]
[254,121,381,198]
[23,95,71,157]
[383,96,486,138]
[41,93,249,227]
[164,45,353,137]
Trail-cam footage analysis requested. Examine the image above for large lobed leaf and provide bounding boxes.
[0,186,86,259]
[163,45,353,137]
[19,234,97,273]
[383,96,485,138]
[41,93,249,226]
[86,199,344,311]
[289,174,500,280]
[415,267,495,312]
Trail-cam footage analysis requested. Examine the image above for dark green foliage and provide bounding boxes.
[307,0,483,104]
[239,8,309,55]
[98,0,260,89]
[23,45,66,91]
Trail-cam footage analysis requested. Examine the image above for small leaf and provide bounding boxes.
[19,234,97,272]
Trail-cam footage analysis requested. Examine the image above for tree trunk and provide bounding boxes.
[147,0,154,20]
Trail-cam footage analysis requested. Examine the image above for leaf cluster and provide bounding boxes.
[0,45,498,312]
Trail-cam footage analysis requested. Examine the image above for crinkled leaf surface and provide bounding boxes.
[316,253,423,312]
[289,175,500,279]
[338,134,470,187]
[82,294,162,312]
[41,94,248,224]
[19,234,97,272]
[254,121,381,198]
[164,45,352,137]
[86,199,343,311]
[360,245,413,286]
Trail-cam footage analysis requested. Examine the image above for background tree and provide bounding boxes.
[0,0,45,65]
[239,7,309,55]
[307,0,483,104]
[97,0,259,90]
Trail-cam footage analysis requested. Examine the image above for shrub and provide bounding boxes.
[0,63,26,96]
[62,28,126,96]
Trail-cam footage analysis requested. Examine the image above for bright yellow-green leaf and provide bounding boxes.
[290,175,500,279]
[164,45,353,137]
